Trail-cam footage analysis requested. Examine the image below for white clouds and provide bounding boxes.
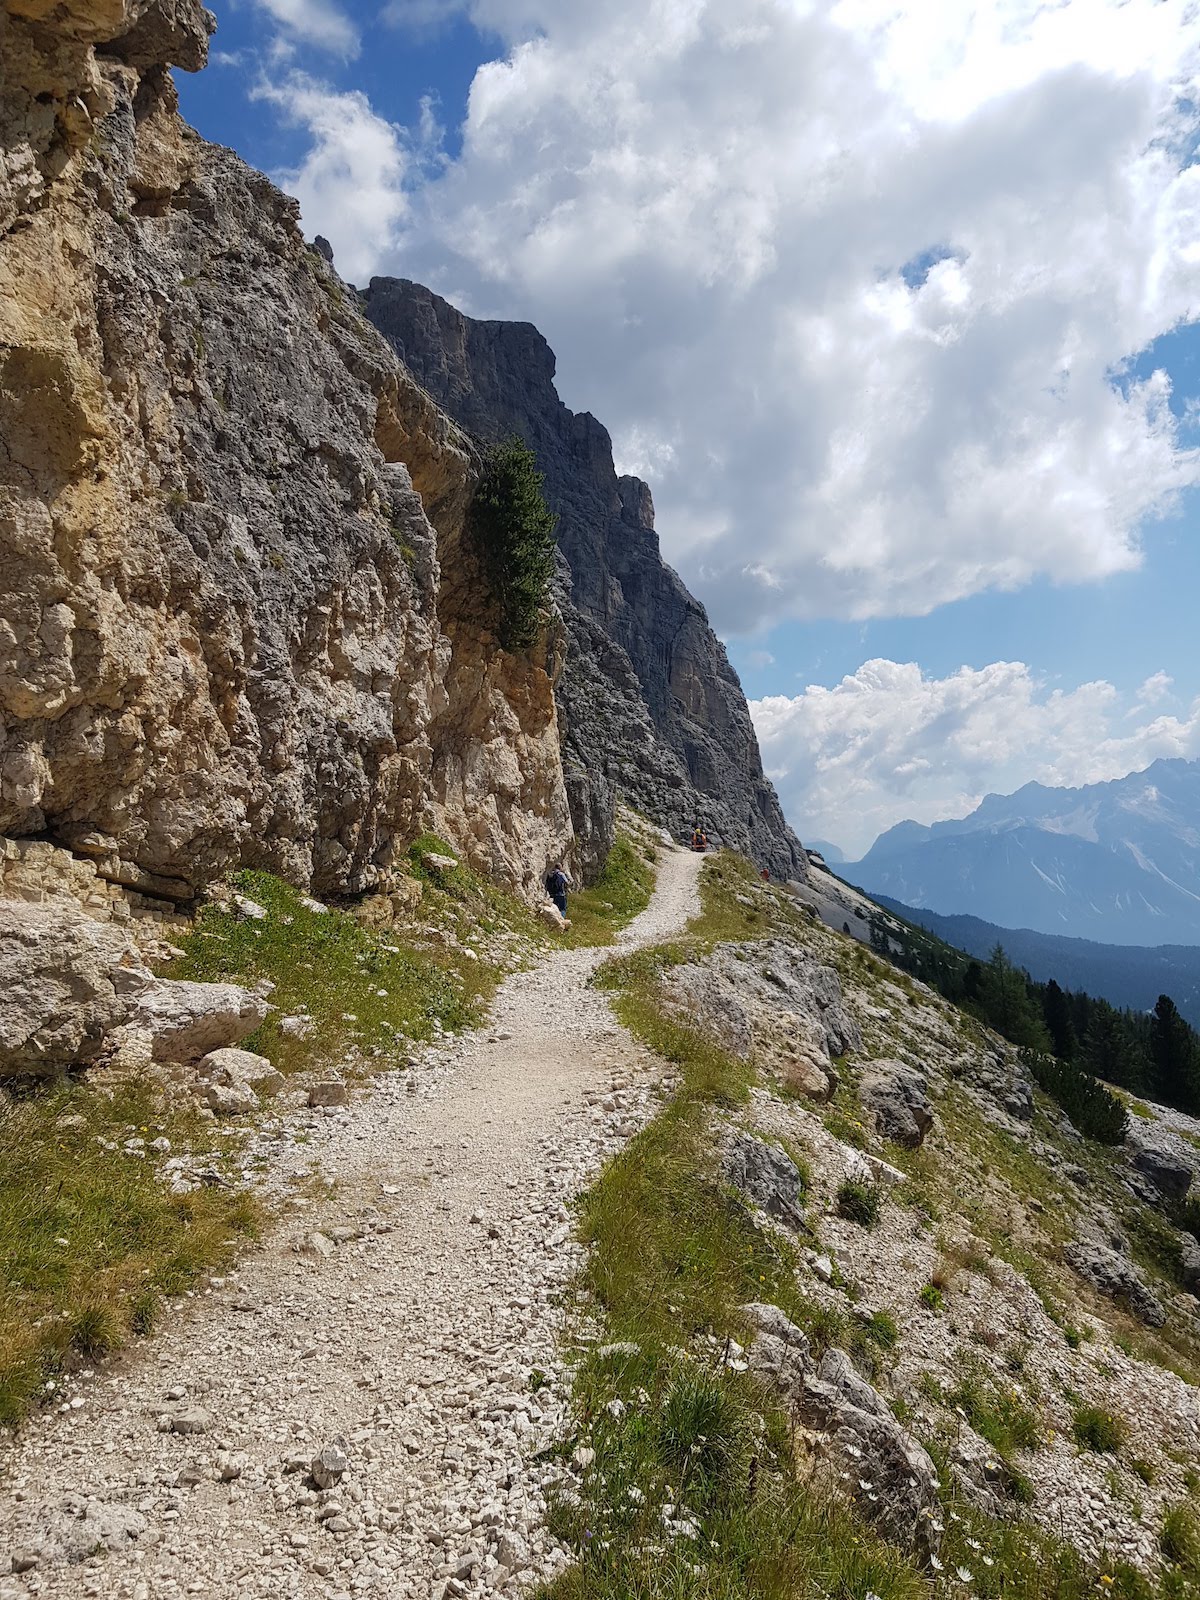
[252,0,360,57]
[253,77,410,284]
[751,659,1200,854]
[353,0,1200,629]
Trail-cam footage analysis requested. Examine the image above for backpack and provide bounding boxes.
[546,869,565,896]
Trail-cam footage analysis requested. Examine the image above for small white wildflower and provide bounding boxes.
[956,1567,973,1584]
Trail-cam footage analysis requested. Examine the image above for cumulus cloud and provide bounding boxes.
[252,0,360,57]
[286,0,1200,631]
[252,76,410,284]
[751,659,1200,855]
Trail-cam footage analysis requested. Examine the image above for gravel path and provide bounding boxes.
[0,846,703,1600]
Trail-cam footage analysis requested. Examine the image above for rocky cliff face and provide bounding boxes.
[361,280,808,882]
[0,0,572,905]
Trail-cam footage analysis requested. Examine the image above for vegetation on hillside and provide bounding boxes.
[868,910,1200,1113]
[469,436,559,651]
[0,1082,258,1426]
[541,852,1200,1600]
[0,829,654,1430]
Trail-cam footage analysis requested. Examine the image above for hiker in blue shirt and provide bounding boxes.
[545,863,571,917]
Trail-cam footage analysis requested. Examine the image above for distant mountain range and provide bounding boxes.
[844,758,1200,947]
[872,894,1200,1027]
[805,838,847,864]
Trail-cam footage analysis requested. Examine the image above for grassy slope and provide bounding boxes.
[540,852,1200,1600]
[0,829,654,1430]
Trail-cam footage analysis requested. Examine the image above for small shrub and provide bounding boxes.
[837,1178,882,1227]
[949,1370,1041,1454]
[1072,1404,1126,1454]
[469,436,557,651]
[1131,1458,1155,1484]
[1023,1048,1129,1145]
[862,1308,899,1349]
[1177,1193,1200,1239]
[919,1282,945,1313]
[1163,1503,1200,1574]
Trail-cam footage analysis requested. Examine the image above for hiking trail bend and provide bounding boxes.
[0,844,705,1600]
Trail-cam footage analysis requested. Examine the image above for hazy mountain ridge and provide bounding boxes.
[872,894,1200,1026]
[847,758,1200,946]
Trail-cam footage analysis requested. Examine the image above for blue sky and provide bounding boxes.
[177,1,1200,855]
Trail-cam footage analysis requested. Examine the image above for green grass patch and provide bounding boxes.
[172,861,503,1077]
[0,1079,259,1427]
[948,1365,1042,1457]
[836,1177,882,1227]
[561,834,656,949]
[1162,1503,1200,1577]
[1073,1404,1126,1454]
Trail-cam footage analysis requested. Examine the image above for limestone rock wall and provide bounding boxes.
[0,0,572,905]
[361,279,809,882]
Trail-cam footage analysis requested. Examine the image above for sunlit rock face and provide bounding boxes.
[0,0,573,906]
[362,278,808,882]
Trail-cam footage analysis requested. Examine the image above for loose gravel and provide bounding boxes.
[0,847,704,1600]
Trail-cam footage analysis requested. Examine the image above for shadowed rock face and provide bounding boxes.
[0,2,572,903]
[361,279,808,882]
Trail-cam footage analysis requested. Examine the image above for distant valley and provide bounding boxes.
[843,757,1200,947]
[872,894,1200,1027]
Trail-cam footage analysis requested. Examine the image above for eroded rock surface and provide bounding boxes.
[0,894,266,1077]
[0,0,571,913]
[658,936,859,1098]
[742,1301,941,1563]
[360,278,808,881]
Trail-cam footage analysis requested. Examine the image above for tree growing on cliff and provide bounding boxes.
[469,437,558,651]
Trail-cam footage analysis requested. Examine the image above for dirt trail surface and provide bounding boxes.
[0,848,704,1600]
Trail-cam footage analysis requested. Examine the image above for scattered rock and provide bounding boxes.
[423,853,459,873]
[538,902,570,931]
[0,902,153,1077]
[167,1407,212,1435]
[1129,1140,1194,1208]
[126,980,268,1066]
[308,1080,349,1108]
[202,1082,259,1116]
[742,1302,940,1562]
[1064,1238,1166,1328]
[859,1061,934,1149]
[721,1129,806,1231]
[200,1046,284,1095]
[16,1499,146,1566]
[310,1440,350,1490]
[301,1231,336,1259]
[1179,1233,1200,1297]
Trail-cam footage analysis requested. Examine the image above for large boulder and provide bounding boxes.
[658,938,861,1080]
[1064,1237,1166,1328]
[0,901,154,1077]
[721,1130,806,1231]
[0,896,269,1076]
[742,1302,940,1563]
[1129,1138,1194,1209]
[860,1060,934,1148]
[124,980,267,1065]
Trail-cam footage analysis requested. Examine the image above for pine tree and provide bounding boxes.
[469,437,558,651]
[1042,979,1077,1061]
[977,945,1050,1051]
[1150,994,1199,1109]
[1081,1004,1144,1092]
